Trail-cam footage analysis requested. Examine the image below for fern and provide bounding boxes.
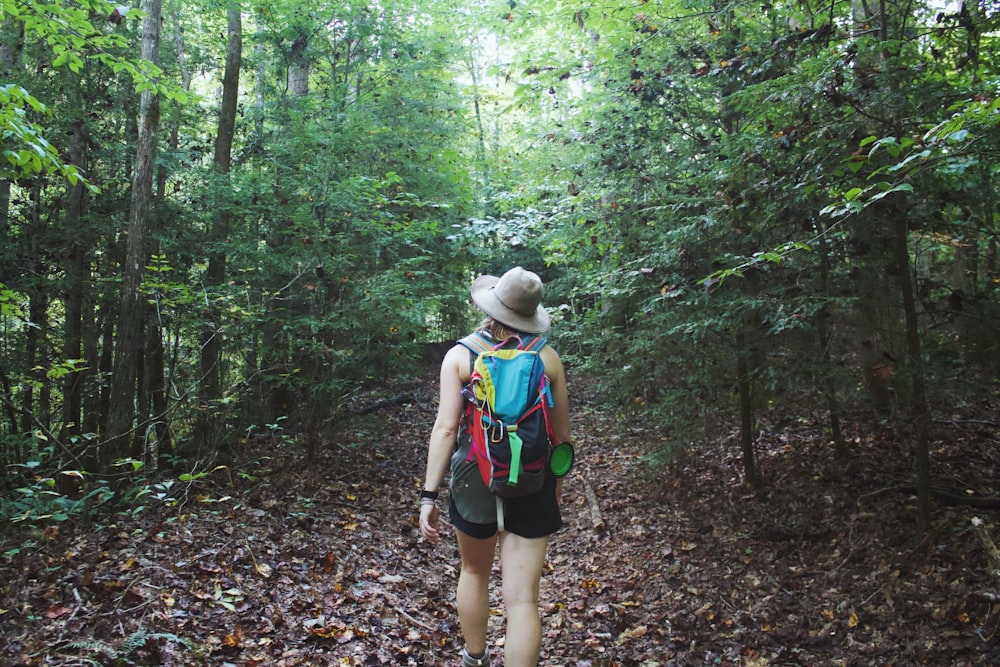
[120,631,151,655]
[59,631,190,661]
[59,639,118,665]
[60,637,118,658]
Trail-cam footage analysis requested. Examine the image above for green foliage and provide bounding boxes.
[5,0,127,73]
[0,281,24,318]
[250,171,464,368]
[493,0,1000,471]
[826,95,1000,214]
[2,0,998,507]
[1,474,113,526]
[702,242,814,286]
[0,0,187,188]
[7,0,188,100]
[0,84,90,185]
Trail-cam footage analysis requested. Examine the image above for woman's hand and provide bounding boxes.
[419,502,440,544]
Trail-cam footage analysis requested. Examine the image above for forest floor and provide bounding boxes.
[2,367,1000,666]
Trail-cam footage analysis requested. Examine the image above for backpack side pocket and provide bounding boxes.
[450,436,498,525]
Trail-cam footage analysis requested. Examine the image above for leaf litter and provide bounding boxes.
[1,374,999,665]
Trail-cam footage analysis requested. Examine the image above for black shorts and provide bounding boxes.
[449,470,562,539]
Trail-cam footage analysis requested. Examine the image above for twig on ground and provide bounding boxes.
[582,480,605,532]
[972,517,1000,579]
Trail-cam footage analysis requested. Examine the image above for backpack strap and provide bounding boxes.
[519,335,547,352]
[458,333,492,374]
[459,332,547,354]
[458,332,494,356]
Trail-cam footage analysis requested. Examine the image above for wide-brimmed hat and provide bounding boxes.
[470,267,551,334]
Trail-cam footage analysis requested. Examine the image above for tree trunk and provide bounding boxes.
[817,223,847,458]
[81,295,101,437]
[21,183,45,433]
[61,81,90,443]
[466,48,491,211]
[735,327,760,487]
[144,301,168,462]
[95,301,115,438]
[891,199,932,534]
[24,292,48,431]
[288,34,309,96]
[140,0,199,463]
[199,6,242,445]
[103,0,162,468]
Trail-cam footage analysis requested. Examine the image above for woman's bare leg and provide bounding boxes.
[499,532,549,667]
[456,531,498,657]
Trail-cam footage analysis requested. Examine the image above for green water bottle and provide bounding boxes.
[550,441,574,477]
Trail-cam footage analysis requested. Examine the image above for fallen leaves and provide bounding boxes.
[304,617,365,643]
[1,382,999,665]
[44,603,72,619]
[615,623,648,643]
[318,551,337,572]
[223,624,245,647]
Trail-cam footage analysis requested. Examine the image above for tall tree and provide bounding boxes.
[60,78,91,442]
[103,0,163,467]
[198,5,242,447]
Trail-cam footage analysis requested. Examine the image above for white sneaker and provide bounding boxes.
[462,647,490,666]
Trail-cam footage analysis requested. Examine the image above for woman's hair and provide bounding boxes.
[478,317,520,341]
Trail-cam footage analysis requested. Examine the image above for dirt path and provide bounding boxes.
[1,375,999,665]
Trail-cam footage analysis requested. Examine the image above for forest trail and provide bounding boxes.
[1,370,999,665]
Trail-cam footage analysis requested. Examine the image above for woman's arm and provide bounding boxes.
[419,345,469,543]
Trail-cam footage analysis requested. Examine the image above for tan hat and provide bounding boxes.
[470,267,551,334]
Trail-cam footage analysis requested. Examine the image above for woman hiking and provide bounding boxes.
[419,266,572,667]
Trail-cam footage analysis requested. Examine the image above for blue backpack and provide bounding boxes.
[458,333,555,498]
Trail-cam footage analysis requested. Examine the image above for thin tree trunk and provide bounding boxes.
[199,6,242,441]
[891,200,932,534]
[61,81,90,442]
[24,294,47,432]
[466,49,490,209]
[103,0,162,468]
[141,0,197,463]
[81,295,101,437]
[96,302,114,437]
[735,328,760,487]
[21,183,45,433]
[817,223,847,458]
